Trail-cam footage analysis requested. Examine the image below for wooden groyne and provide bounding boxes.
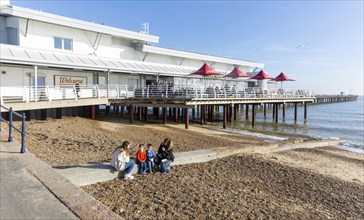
[314,95,358,104]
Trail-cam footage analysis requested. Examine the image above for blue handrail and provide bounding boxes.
[0,105,26,153]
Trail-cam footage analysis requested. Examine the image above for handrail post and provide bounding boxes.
[0,105,2,131]
[147,85,150,98]
[95,85,100,98]
[73,85,78,100]
[20,112,26,153]
[165,84,168,98]
[8,107,13,142]
[46,86,52,101]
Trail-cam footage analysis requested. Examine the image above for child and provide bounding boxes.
[136,144,147,174]
[145,143,156,173]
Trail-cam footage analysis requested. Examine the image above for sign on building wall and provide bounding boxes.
[54,75,87,86]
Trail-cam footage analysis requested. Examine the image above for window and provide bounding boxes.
[64,38,73,50]
[7,27,19,45]
[54,37,62,49]
[54,37,73,51]
[31,76,46,86]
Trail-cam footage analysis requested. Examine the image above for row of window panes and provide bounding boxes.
[54,37,73,51]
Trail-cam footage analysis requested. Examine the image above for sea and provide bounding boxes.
[101,96,364,154]
[224,96,364,154]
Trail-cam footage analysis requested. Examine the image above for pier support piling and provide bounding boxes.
[129,105,133,124]
[223,105,227,129]
[282,103,286,120]
[163,107,167,125]
[294,103,298,121]
[184,108,189,129]
[252,104,256,127]
[245,104,249,120]
[304,102,308,119]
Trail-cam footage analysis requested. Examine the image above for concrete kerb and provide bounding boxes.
[0,132,122,220]
[56,144,281,187]
[56,140,345,187]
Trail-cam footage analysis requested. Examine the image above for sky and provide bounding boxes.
[12,0,364,95]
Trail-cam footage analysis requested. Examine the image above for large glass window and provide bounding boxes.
[54,37,73,51]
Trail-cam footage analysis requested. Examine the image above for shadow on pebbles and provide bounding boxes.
[82,154,364,220]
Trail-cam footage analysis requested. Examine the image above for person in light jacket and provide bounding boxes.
[111,141,135,180]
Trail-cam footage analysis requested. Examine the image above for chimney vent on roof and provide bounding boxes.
[140,22,149,35]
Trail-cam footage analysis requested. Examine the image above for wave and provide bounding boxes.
[338,141,364,154]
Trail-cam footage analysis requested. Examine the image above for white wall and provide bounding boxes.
[9,17,258,77]
[17,18,139,60]
[0,65,94,87]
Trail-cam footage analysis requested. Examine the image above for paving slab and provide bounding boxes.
[0,150,78,220]
[0,130,122,220]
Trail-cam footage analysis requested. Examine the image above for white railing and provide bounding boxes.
[0,84,314,104]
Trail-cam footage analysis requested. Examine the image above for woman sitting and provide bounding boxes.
[155,138,175,172]
[111,141,135,180]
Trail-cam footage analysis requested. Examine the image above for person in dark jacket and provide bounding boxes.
[155,138,174,171]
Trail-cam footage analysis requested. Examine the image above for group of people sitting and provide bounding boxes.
[111,138,174,180]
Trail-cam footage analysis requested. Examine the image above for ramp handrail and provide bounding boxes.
[0,105,26,153]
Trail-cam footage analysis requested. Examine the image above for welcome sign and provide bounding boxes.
[54,75,87,86]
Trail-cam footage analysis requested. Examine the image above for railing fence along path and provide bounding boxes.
[0,105,26,153]
[0,84,313,103]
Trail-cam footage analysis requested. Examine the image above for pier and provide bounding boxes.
[0,84,315,129]
[314,95,358,104]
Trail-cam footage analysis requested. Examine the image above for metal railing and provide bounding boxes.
[0,84,314,104]
[0,105,26,153]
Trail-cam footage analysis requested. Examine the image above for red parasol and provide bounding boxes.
[190,63,221,77]
[273,72,295,88]
[223,67,249,78]
[250,70,274,80]
[273,72,295,82]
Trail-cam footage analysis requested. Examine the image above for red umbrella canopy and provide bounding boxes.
[273,72,295,81]
[250,70,273,80]
[223,67,249,78]
[190,63,221,77]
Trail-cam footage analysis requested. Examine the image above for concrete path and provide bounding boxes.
[56,140,344,187]
[0,131,122,220]
[56,149,219,186]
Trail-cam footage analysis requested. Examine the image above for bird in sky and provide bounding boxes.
[296,43,310,48]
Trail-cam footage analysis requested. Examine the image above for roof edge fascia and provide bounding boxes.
[0,5,159,43]
[141,45,265,68]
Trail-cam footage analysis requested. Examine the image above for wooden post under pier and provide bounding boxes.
[282,103,286,120]
[304,102,308,119]
[129,105,133,124]
[245,104,249,120]
[163,107,167,125]
[294,103,298,121]
[252,104,256,127]
[184,108,189,129]
[223,105,227,129]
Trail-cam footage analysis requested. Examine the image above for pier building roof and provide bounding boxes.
[0,44,198,76]
[0,2,264,69]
